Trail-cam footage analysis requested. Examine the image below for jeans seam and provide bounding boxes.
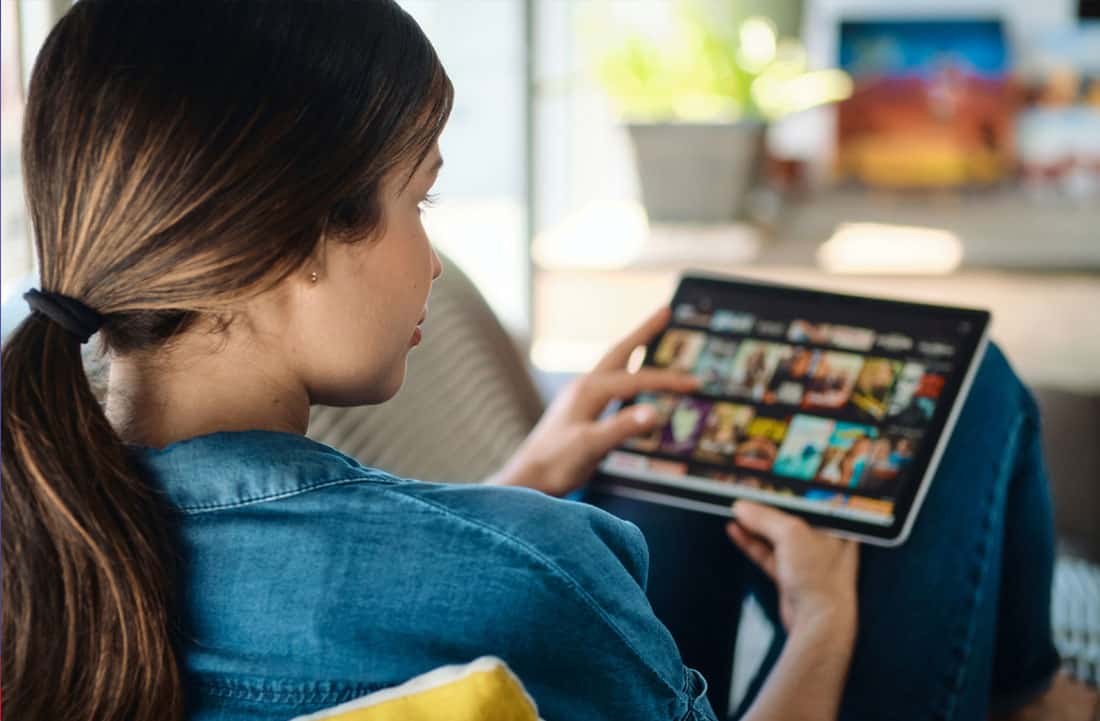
[935,412,1024,721]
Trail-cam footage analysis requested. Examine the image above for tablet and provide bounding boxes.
[592,273,991,546]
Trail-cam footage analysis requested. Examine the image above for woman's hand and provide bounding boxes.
[727,500,859,638]
[729,500,860,721]
[488,307,699,497]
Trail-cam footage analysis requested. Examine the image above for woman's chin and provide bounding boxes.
[310,363,408,407]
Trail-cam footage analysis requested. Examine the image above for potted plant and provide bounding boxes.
[593,3,850,223]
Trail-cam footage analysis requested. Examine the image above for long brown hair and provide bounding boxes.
[1,1,452,718]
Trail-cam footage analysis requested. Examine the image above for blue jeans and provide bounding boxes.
[586,343,1061,720]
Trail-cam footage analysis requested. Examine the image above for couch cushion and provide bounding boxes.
[288,657,540,721]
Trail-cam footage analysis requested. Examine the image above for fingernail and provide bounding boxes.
[632,405,657,425]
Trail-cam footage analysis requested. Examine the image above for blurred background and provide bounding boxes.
[4,0,1099,386]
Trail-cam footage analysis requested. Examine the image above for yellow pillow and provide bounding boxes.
[289,657,541,721]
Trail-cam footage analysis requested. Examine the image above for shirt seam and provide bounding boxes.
[378,483,685,707]
[191,675,390,706]
[174,474,398,515]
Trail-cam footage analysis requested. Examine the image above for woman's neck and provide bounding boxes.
[105,329,310,450]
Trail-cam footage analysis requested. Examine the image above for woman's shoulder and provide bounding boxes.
[372,479,651,588]
[153,431,702,719]
[133,428,649,587]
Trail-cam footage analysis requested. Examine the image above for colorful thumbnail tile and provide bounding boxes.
[734,415,790,471]
[659,397,713,455]
[726,341,792,401]
[850,357,904,420]
[692,336,740,395]
[801,351,865,410]
[762,347,816,406]
[773,414,836,480]
[623,392,680,453]
[853,434,917,496]
[888,369,945,425]
[813,421,879,488]
[654,329,706,372]
[693,402,756,464]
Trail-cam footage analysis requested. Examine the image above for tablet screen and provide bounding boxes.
[595,274,990,545]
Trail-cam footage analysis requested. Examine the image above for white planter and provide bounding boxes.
[627,121,765,223]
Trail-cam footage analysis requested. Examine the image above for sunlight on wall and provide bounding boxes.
[532,200,649,269]
[817,222,964,274]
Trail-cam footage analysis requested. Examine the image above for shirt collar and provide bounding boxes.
[129,430,389,514]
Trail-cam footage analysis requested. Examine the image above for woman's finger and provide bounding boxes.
[593,306,671,372]
[731,499,807,547]
[726,521,778,580]
[575,367,699,416]
[584,404,661,459]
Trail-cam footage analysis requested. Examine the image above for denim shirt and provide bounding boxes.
[133,431,716,721]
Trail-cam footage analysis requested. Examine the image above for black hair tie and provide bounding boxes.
[23,288,105,344]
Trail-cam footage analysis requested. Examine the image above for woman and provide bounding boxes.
[1,2,1093,720]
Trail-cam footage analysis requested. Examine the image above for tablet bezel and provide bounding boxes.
[590,272,992,547]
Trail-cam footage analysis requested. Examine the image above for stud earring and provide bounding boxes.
[309,271,319,283]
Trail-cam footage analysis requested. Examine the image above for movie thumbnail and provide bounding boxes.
[654,329,706,372]
[885,362,925,416]
[726,341,791,401]
[660,397,713,455]
[813,422,880,488]
[692,337,740,395]
[801,351,865,410]
[693,402,756,464]
[850,357,904,420]
[734,415,790,471]
[623,392,680,453]
[888,369,945,425]
[763,347,816,405]
[854,435,917,496]
[773,414,836,480]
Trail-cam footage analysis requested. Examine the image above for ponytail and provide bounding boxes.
[1,315,182,720]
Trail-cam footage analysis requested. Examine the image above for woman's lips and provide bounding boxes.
[411,309,427,347]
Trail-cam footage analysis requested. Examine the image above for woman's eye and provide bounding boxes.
[418,192,439,215]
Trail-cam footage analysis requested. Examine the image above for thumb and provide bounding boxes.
[731,500,805,546]
[587,404,660,456]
